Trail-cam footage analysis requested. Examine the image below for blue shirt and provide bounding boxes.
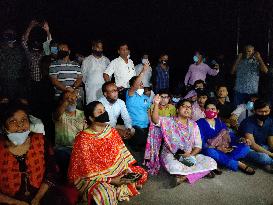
[239,116,273,146]
[126,90,151,128]
[155,64,169,92]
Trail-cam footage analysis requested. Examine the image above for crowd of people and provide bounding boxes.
[0,20,273,205]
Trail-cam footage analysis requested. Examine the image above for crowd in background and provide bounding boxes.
[0,20,273,205]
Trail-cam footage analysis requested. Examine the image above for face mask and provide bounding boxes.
[203,58,206,63]
[136,88,144,96]
[94,111,110,123]
[142,58,149,65]
[161,60,168,65]
[255,114,269,122]
[172,97,180,103]
[93,50,103,57]
[66,104,77,112]
[246,101,254,111]
[193,55,199,63]
[50,46,59,55]
[204,110,218,119]
[58,50,70,59]
[7,130,30,146]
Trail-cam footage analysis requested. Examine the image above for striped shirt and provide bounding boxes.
[49,60,82,96]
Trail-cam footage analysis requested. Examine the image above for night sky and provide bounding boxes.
[1,0,272,89]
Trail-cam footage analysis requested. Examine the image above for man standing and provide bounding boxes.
[231,45,268,106]
[184,51,219,88]
[82,40,110,104]
[0,29,29,99]
[154,53,170,94]
[103,42,135,99]
[49,43,82,101]
[134,53,152,88]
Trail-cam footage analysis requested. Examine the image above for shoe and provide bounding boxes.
[212,168,223,175]
[205,171,216,178]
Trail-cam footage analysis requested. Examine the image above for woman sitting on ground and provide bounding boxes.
[68,101,147,205]
[197,99,255,175]
[0,101,67,205]
[150,95,217,186]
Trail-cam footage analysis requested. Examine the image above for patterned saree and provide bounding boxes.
[68,125,147,205]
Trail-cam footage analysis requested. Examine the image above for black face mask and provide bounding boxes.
[255,114,269,122]
[58,50,70,59]
[29,41,43,51]
[93,50,103,57]
[95,111,110,123]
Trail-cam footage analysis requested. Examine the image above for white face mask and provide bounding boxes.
[142,58,149,65]
[172,97,180,103]
[66,104,77,112]
[7,130,30,146]
[136,88,144,96]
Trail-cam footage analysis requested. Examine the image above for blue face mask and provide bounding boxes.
[246,101,254,111]
[50,46,59,55]
[7,130,30,146]
[172,97,180,103]
[66,104,77,112]
[193,55,199,63]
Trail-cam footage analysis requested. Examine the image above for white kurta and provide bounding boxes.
[82,55,110,104]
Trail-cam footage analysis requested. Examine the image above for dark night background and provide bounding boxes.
[1,0,273,92]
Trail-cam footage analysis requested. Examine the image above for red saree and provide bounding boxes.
[68,125,147,205]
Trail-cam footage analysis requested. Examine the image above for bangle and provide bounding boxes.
[107,178,111,184]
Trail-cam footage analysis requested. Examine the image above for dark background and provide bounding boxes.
[1,0,273,91]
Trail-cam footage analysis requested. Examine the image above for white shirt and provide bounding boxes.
[104,56,135,88]
[232,104,254,125]
[99,96,132,129]
[82,55,110,103]
[134,63,152,87]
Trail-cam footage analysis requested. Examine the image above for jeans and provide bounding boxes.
[245,145,273,166]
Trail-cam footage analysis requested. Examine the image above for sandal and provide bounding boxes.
[205,171,215,178]
[171,176,187,187]
[212,168,223,175]
[242,166,255,175]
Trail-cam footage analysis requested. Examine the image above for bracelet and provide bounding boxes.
[107,178,111,184]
